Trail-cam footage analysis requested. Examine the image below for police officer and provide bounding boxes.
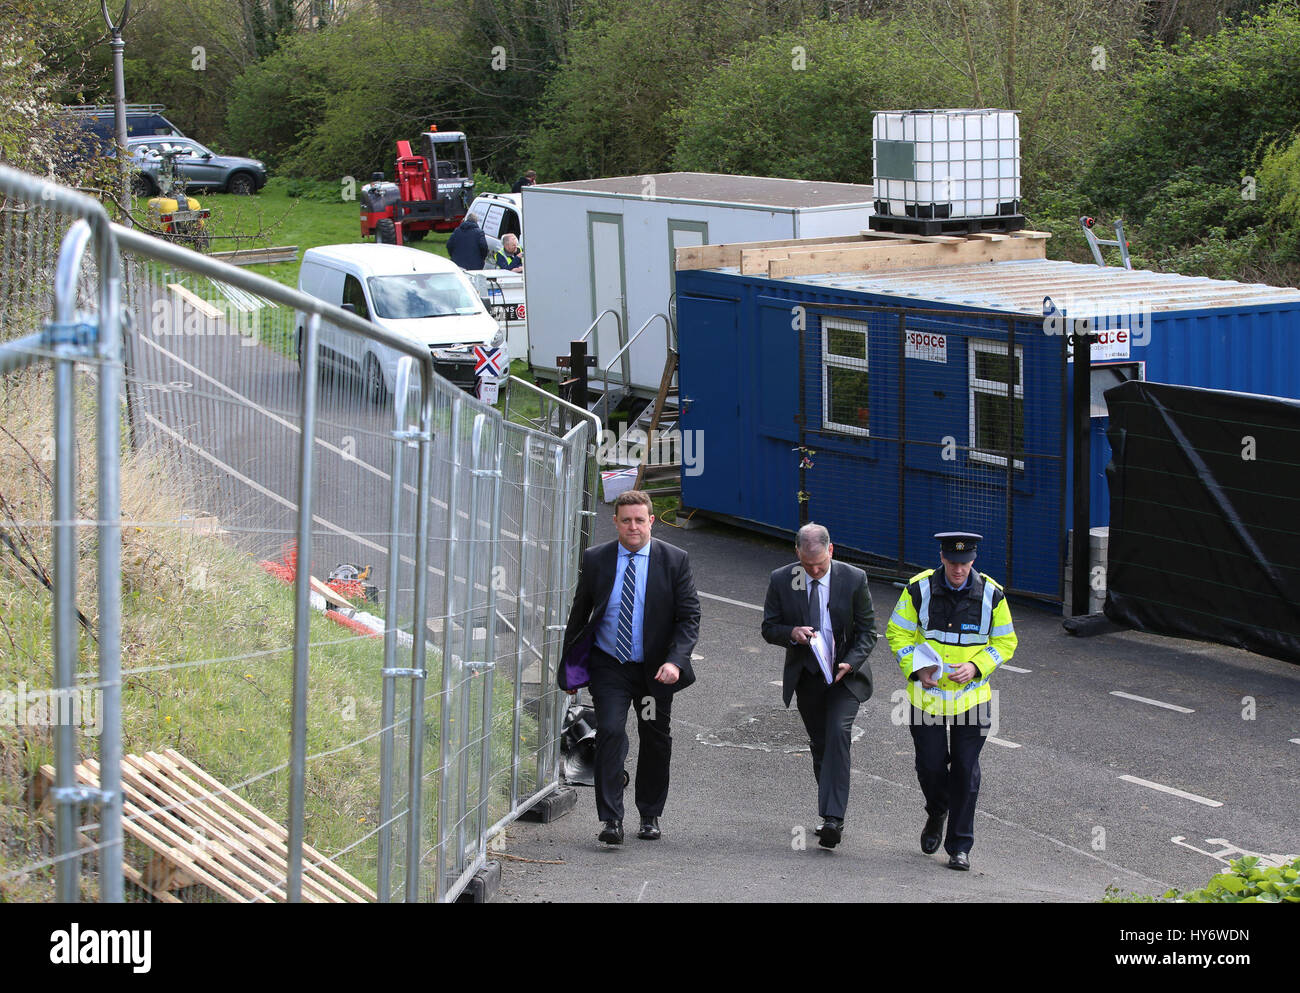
[886,532,1017,870]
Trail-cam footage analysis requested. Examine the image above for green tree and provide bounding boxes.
[1079,4,1300,222]
[671,18,971,184]
[524,0,807,181]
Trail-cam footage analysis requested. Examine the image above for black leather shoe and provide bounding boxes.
[813,820,824,837]
[948,851,970,871]
[921,813,946,855]
[817,817,843,849]
[637,817,661,841]
[598,819,623,845]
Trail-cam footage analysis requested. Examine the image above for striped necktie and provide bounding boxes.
[616,553,637,663]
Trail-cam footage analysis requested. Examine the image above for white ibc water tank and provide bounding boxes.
[872,109,1020,220]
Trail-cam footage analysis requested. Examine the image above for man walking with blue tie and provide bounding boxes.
[562,491,700,845]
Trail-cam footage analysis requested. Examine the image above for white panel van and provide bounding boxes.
[295,244,504,399]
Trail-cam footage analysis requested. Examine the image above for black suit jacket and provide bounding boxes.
[562,537,701,696]
[761,559,876,707]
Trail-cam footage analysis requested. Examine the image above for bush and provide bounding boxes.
[1163,856,1300,903]
[671,18,968,184]
[1079,6,1300,221]
[1104,856,1300,903]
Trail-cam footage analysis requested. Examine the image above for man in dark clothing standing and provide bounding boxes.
[447,211,488,270]
[511,170,537,193]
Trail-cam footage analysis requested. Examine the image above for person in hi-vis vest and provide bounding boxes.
[886,531,1017,871]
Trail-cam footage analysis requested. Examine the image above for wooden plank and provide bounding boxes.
[968,232,1010,241]
[87,759,282,902]
[768,235,1048,279]
[65,763,257,903]
[160,750,375,900]
[310,574,355,611]
[123,860,183,903]
[146,752,362,903]
[123,754,344,904]
[208,245,298,266]
[676,234,875,271]
[738,236,905,275]
[634,351,679,490]
[858,229,932,241]
[166,283,224,321]
[1008,230,1052,239]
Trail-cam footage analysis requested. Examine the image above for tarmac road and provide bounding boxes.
[495,510,1300,903]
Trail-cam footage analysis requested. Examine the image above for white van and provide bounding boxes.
[295,244,504,399]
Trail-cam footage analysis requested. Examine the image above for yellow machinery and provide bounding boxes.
[144,148,210,252]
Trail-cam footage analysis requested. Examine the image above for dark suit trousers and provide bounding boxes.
[794,667,860,819]
[588,648,672,822]
[908,703,991,856]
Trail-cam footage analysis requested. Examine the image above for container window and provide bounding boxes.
[969,339,1023,469]
[822,317,870,436]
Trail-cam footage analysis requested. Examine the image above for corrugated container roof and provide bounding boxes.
[532,172,875,208]
[713,258,1300,314]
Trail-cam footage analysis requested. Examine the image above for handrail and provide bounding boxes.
[591,312,672,420]
[505,374,601,443]
[601,312,671,376]
[580,307,622,345]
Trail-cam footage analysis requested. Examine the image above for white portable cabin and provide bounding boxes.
[521,172,875,398]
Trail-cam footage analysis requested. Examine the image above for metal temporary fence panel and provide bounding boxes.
[0,167,124,903]
[1,165,595,903]
[116,240,432,904]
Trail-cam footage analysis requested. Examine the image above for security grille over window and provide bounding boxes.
[969,340,1025,470]
[821,317,871,436]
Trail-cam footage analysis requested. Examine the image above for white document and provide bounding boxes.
[810,631,835,684]
[912,641,951,683]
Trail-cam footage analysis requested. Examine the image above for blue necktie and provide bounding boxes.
[616,553,637,663]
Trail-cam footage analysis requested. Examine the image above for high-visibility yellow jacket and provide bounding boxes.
[886,568,1017,716]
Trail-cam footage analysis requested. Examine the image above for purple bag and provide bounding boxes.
[559,626,595,691]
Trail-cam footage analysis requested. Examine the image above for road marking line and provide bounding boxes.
[1000,664,1031,673]
[987,736,1021,748]
[142,411,444,578]
[137,333,524,536]
[769,680,783,687]
[1110,690,1194,714]
[1291,738,1300,745]
[699,590,762,611]
[637,880,649,902]
[1119,775,1222,808]
[852,765,1171,887]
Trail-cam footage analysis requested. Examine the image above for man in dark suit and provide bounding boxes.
[562,490,700,845]
[761,523,876,848]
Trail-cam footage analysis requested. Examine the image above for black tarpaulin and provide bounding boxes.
[1104,380,1300,665]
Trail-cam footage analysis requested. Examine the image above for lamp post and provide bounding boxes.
[101,0,132,219]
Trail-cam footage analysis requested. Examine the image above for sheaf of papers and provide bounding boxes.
[912,641,953,691]
[810,631,835,684]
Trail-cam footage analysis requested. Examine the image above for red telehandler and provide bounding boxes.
[360,129,475,245]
